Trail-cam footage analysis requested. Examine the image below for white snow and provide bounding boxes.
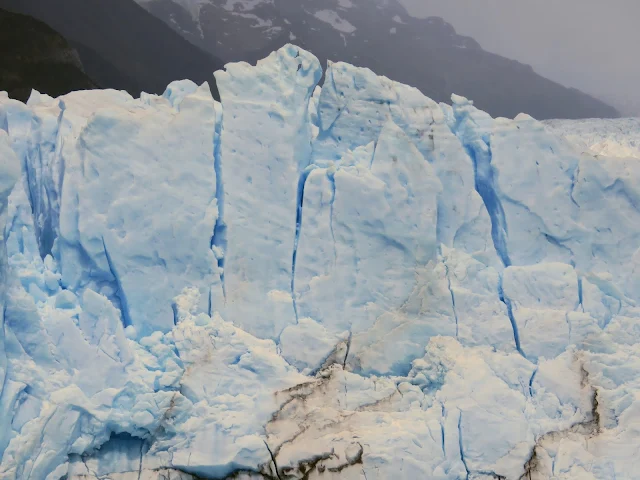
[337,0,353,8]
[312,9,356,34]
[227,12,279,32]
[1,44,639,479]
[222,0,271,12]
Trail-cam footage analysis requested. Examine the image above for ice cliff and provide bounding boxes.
[0,45,639,480]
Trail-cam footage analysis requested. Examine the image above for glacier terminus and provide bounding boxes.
[0,45,640,479]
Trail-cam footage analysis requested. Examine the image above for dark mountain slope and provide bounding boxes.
[69,41,143,96]
[138,0,618,119]
[0,8,97,102]
[0,0,224,99]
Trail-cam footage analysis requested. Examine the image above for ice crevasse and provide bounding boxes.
[0,44,639,479]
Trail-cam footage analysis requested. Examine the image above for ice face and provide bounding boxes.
[7,85,220,337]
[1,45,640,479]
[0,130,20,435]
[209,45,322,340]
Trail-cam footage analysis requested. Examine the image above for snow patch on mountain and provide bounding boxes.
[312,10,356,34]
[222,0,272,11]
[337,0,354,9]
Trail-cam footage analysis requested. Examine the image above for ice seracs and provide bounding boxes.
[0,45,639,479]
[545,117,640,159]
[211,44,321,340]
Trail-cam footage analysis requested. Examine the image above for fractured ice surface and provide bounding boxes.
[1,45,640,479]
[545,117,640,160]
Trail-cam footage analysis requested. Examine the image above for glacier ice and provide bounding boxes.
[545,117,640,160]
[0,45,640,479]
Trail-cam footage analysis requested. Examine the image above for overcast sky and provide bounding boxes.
[397,0,640,115]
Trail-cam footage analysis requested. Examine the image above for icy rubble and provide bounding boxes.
[0,44,639,479]
[545,117,640,160]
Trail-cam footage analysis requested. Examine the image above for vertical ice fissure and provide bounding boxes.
[569,163,581,209]
[136,440,144,480]
[465,140,511,268]
[449,106,526,353]
[102,236,132,329]
[327,170,338,264]
[458,410,470,480]
[443,259,460,339]
[565,312,573,341]
[291,168,313,324]
[171,302,179,326]
[264,440,282,480]
[27,106,65,259]
[577,276,584,312]
[450,105,511,268]
[528,367,538,397]
[342,331,352,369]
[210,106,227,301]
[440,403,446,456]
[498,274,524,357]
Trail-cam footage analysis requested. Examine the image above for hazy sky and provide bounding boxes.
[397,0,640,115]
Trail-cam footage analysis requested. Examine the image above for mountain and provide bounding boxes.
[136,0,618,120]
[1,45,638,479]
[0,8,97,101]
[0,0,224,99]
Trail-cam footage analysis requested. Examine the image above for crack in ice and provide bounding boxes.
[291,168,314,324]
[102,236,132,329]
[498,274,525,357]
[443,258,460,339]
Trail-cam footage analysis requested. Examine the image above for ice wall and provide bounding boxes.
[0,46,639,480]
[0,130,21,460]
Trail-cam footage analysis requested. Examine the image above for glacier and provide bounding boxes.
[0,45,639,479]
[544,117,640,160]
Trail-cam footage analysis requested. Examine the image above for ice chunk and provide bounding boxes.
[279,317,347,373]
[313,62,496,262]
[294,120,444,375]
[442,246,515,351]
[210,44,322,340]
[56,85,219,336]
[162,79,199,107]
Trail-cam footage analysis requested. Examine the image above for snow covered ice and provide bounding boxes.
[544,117,640,160]
[1,45,640,479]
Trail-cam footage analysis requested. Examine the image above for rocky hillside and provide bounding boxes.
[137,0,619,119]
[0,8,97,101]
[0,0,224,99]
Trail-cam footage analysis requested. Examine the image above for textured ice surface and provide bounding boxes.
[1,45,640,479]
[545,117,640,159]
